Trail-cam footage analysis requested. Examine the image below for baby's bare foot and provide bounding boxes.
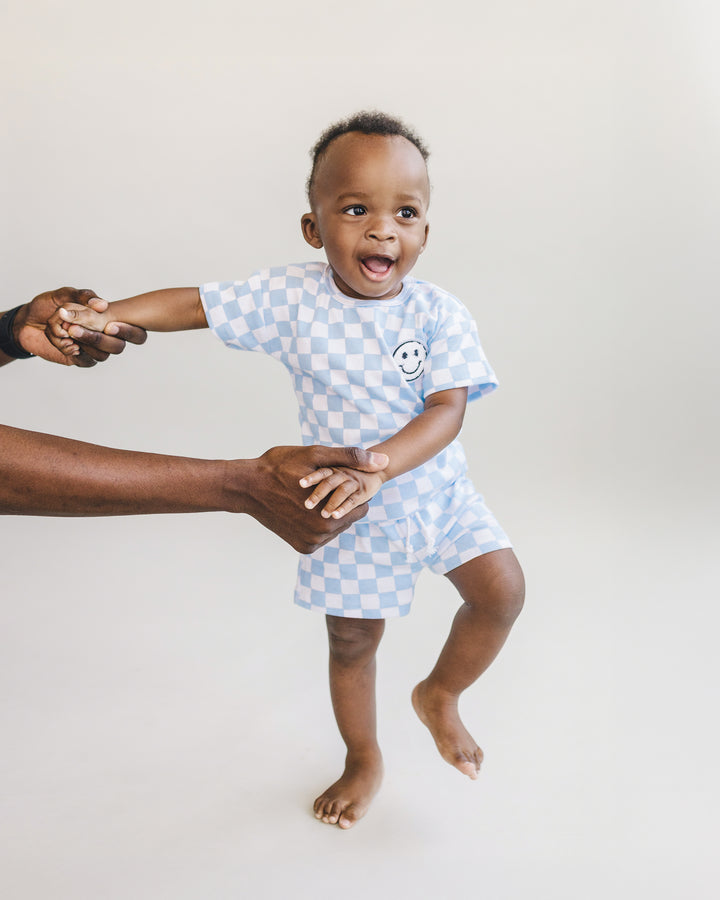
[313,749,383,829]
[412,680,483,779]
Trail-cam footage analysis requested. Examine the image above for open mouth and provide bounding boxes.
[361,255,395,277]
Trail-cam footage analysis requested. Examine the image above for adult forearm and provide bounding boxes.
[0,306,26,366]
[0,429,386,552]
[0,424,230,516]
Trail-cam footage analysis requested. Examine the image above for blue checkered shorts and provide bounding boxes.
[294,477,512,618]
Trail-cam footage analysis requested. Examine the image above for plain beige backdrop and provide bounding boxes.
[2,1,719,898]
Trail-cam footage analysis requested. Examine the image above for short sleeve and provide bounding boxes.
[423,298,499,403]
[200,268,300,356]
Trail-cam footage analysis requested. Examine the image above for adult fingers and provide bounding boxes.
[51,287,101,306]
[67,349,99,368]
[308,445,388,473]
[84,295,109,312]
[44,312,80,357]
[67,324,128,357]
[297,500,370,552]
[103,322,148,345]
[332,501,370,530]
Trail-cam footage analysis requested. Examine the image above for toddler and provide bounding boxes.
[49,111,525,830]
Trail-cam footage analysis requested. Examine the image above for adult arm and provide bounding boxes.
[0,288,147,368]
[0,426,387,553]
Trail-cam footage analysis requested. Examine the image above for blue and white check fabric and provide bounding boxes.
[200,262,499,523]
[296,476,512,618]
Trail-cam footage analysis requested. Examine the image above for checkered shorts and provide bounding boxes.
[294,477,512,618]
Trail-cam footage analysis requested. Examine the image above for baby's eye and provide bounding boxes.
[344,205,367,216]
[398,207,417,219]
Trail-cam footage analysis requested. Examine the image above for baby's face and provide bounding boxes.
[302,133,430,301]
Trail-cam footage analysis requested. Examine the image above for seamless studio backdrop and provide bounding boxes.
[2,2,719,898]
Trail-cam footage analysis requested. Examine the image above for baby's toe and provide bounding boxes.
[323,810,340,824]
[338,806,359,829]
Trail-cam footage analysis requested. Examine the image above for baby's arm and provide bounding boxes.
[46,288,206,356]
[301,387,468,519]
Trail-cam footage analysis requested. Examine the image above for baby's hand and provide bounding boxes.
[46,303,113,359]
[300,466,385,519]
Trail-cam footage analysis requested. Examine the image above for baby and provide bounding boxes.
[49,111,525,829]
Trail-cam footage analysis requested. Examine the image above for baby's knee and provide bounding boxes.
[453,550,526,625]
[486,553,525,625]
[496,558,526,624]
[326,616,385,667]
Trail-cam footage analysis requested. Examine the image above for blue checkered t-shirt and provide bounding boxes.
[200,262,498,523]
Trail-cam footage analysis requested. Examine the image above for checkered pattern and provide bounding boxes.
[295,476,512,618]
[201,262,499,523]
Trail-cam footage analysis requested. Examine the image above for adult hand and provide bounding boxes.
[229,445,389,553]
[0,426,388,549]
[16,287,146,367]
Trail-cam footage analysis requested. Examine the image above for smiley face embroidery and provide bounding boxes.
[393,340,427,382]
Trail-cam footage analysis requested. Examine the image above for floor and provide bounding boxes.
[2,490,717,899]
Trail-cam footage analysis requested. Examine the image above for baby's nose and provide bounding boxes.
[367,216,397,240]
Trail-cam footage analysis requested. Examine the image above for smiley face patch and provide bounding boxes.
[393,340,427,382]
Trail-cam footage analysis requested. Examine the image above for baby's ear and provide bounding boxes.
[301,212,324,249]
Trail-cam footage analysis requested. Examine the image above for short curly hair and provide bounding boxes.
[306,110,430,204]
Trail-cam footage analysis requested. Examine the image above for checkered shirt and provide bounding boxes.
[200,262,498,523]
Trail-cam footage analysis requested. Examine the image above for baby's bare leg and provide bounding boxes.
[314,616,385,829]
[412,548,524,778]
